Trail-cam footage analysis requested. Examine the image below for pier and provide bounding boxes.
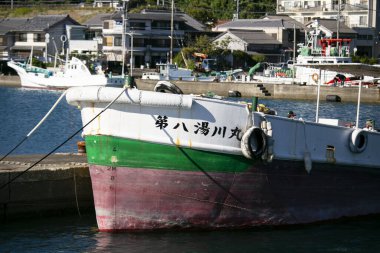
[0,153,94,221]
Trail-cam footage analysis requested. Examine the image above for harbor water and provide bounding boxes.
[1,86,380,252]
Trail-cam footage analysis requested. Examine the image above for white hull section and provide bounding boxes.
[296,66,345,85]
[66,86,380,170]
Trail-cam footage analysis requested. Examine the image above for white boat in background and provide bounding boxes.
[142,63,217,82]
[66,81,380,232]
[7,57,125,89]
[240,24,378,85]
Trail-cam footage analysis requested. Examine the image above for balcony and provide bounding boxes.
[69,40,99,54]
[278,3,369,13]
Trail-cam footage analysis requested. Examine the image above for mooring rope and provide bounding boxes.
[73,167,82,217]
[0,86,128,190]
[0,90,68,162]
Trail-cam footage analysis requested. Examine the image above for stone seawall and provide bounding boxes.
[136,79,380,103]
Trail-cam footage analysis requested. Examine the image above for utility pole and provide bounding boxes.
[293,23,296,79]
[170,0,174,64]
[337,0,340,40]
[121,0,129,77]
[235,0,239,19]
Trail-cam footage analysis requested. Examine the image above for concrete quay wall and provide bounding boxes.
[1,75,379,103]
[0,154,94,221]
[0,75,21,86]
[136,79,380,103]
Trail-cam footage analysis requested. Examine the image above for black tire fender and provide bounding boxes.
[241,126,267,159]
[349,129,368,153]
[153,81,183,94]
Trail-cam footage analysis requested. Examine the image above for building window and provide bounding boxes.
[358,34,373,40]
[114,36,122,46]
[18,33,27,42]
[33,33,44,42]
[359,16,367,26]
[134,38,144,47]
[151,39,170,47]
[103,21,114,29]
[103,36,113,46]
[151,21,170,30]
[129,22,145,30]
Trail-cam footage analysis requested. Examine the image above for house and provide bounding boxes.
[0,18,28,61]
[212,29,283,63]
[213,18,304,49]
[98,9,206,68]
[9,15,80,62]
[212,18,305,62]
[66,25,102,55]
[93,0,121,9]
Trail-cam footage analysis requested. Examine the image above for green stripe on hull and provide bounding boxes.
[85,135,253,173]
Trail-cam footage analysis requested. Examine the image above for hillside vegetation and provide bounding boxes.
[0,6,113,24]
[0,0,276,25]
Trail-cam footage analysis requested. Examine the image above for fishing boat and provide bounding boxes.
[244,25,377,85]
[7,57,125,89]
[66,77,380,231]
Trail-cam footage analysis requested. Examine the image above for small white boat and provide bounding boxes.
[142,63,217,82]
[8,57,125,89]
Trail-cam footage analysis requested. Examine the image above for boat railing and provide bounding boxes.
[25,66,52,76]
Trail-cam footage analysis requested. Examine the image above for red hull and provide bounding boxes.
[90,162,380,231]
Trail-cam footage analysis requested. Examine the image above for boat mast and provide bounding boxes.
[28,46,34,68]
[170,0,174,64]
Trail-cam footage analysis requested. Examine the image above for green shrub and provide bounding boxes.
[13,7,32,16]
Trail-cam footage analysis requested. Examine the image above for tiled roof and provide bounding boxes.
[216,19,304,30]
[83,13,114,27]
[177,13,205,31]
[14,15,79,32]
[108,11,183,22]
[223,29,282,44]
[262,15,306,30]
[306,19,357,34]
[86,10,205,31]
[0,18,28,35]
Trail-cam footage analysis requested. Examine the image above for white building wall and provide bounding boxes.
[213,34,246,51]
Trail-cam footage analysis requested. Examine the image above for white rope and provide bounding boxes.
[27,90,68,137]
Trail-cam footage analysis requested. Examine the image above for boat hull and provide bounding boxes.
[65,86,380,231]
[87,135,380,232]
[90,159,380,232]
